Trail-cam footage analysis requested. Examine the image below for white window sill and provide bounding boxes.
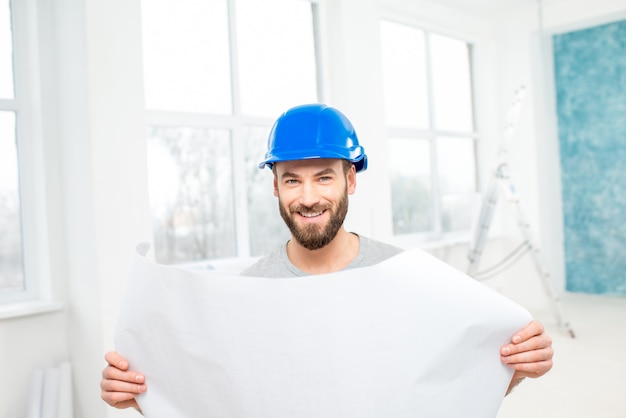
[0,299,63,320]
[392,233,472,251]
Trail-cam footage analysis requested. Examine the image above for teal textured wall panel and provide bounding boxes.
[553,19,626,295]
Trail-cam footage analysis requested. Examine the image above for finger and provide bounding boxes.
[504,358,553,377]
[100,376,147,394]
[104,351,129,371]
[102,365,145,385]
[501,333,552,356]
[101,389,138,403]
[502,346,554,365]
[510,320,544,344]
[101,389,140,409]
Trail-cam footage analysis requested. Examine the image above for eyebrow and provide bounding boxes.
[280,167,337,180]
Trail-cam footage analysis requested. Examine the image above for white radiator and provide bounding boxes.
[27,362,73,418]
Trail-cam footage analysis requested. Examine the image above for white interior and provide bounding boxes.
[1,0,625,416]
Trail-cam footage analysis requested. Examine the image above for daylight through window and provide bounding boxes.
[142,0,320,263]
[0,0,25,295]
[381,20,478,241]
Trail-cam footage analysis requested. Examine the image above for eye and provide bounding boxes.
[285,179,299,185]
[319,176,333,182]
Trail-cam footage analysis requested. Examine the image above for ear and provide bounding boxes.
[273,176,279,197]
[347,165,357,195]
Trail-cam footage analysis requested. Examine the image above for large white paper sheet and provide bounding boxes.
[115,245,532,418]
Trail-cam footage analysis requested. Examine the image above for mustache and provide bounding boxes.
[289,203,331,214]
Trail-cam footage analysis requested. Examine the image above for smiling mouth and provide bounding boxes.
[298,210,325,218]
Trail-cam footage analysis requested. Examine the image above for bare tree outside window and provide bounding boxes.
[243,126,289,256]
[388,137,432,234]
[0,112,23,291]
[381,20,478,240]
[147,126,236,264]
[142,0,319,263]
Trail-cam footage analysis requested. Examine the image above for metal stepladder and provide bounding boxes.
[467,86,575,338]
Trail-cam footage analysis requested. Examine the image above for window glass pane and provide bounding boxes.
[430,34,473,132]
[141,0,231,114]
[0,0,14,99]
[0,111,23,291]
[380,21,429,128]
[243,127,289,256]
[389,138,432,234]
[437,136,476,232]
[147,126,236,263]
[236,0,317,118]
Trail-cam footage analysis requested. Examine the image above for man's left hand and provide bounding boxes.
[501,320,553,394]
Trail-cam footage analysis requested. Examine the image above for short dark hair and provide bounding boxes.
[341,159,354,174]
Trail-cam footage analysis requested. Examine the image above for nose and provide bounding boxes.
[298,180,320,207]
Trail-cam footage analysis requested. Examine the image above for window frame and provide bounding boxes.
[0,0,59,317]
[143,0,323,261]
[380,18,481,248]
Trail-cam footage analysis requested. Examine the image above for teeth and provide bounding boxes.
[300,211,323,218]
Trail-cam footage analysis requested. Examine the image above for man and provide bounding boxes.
[101,104,553,412]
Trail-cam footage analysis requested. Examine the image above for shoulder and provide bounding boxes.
[360,235,404,253]
[240,244,301,277]
[352,235,405,268]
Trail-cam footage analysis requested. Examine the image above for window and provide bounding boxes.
[0,0,55,313]
[380,20,478,242]
[0,114,21,294]
[0,0,23,297]
[142,0,320,264]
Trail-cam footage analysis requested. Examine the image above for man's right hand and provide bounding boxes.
[100,351,146,412]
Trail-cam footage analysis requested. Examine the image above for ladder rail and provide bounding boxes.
[499,168,575,337]
[467,172,500,276]
[466,86,575,338]
[468,86,526,273]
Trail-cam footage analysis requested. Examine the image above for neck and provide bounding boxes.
[286,228,359,274]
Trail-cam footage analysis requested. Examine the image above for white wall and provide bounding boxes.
[321,0,394,241]
[416,0,626,312]
[0,0,69,416]
[2,0,626,417]
[0,0,151,417]
[60,0,152,416]
[485,0,626,297]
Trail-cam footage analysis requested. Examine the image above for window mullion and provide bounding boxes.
[230,124,251,258]
[146,110,234,128]
[388,125,481,140]
[424,31,442,239]
[226,0,249,257]
[468,43,482,194]
[227,0,241,116]
[311,1,324,103]
[0,99,18,110]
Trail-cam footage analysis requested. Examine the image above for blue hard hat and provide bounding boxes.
[258,104,368,172]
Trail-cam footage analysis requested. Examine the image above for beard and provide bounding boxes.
[279,188,349,251]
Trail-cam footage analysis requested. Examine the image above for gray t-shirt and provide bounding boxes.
[240,234,404,278]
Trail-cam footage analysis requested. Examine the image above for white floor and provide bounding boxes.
[496,292,626,418]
